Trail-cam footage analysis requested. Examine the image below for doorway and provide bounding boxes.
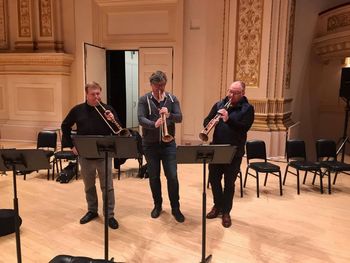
[106,50,139,129]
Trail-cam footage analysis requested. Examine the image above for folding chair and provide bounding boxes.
[316,139,350,194]
[244,140,283,198]
[283,139,323,194]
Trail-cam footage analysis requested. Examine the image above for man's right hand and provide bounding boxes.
[72,146,78,155]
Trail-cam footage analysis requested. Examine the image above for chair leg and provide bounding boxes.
[256,171,260,198]
[312,172,316,185]
[244,167,249,187]
[278,171,283,196]
[263,173,268,186]
[207,178,210,189]
[328,171,331,194]
[239,171,243,198]
[283,166,289,185]
[319,169,323,194]
[302,171,308,184]
[296,170,300,195]
[333,172,338,185]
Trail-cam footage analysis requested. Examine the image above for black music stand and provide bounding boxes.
[0,149,50,263]
[73,135,138,262]
[176,144,236,263]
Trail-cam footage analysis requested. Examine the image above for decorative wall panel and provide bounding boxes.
[38,0,53,37]
[235,0,263,87]
[0,0,8,50]
[0,86,3,110]
[283,0,295,90]
[327,12,350,31]
[17,0,32,37]
[16,86,54,112]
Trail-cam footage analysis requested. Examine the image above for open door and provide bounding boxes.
[139,47,173,96]
[83,43,107,103]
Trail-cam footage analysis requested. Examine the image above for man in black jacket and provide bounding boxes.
[204,81,254,228]
[61,82,119,229]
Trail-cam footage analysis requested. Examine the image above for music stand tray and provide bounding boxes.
[176,144,237,263]
[72,135,138,262]
[0,149,50,263]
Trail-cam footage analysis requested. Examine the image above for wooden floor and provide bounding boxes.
[1,141,350,263]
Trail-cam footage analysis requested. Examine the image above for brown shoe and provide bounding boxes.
[206,206,221,219]
[222,213,232,228]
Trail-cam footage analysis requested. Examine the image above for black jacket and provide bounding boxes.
[61,102,119,148]
[203,96,254,157]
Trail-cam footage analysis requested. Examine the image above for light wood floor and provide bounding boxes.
[1,141,350,263]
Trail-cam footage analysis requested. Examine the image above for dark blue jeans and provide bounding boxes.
[208,156,242,214]
[143,141,180,210]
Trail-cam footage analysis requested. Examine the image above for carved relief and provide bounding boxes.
[39,0,52,37]
[235,0,263,87]
[327,12,350,31]
[0,0,8,49]
[284,0,295,90]
[17,0,32,37]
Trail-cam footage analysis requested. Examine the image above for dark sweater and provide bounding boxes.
[203,96,254,157]
[61,101,119,148]
[138,92,182,144]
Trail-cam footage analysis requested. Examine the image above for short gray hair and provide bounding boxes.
[149,71,167,84]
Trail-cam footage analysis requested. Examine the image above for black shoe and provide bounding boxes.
[206,206,221,219]
[172,209,185,223]
[151,206,162,218]
[80,211,98,224]
[108,217,119,229]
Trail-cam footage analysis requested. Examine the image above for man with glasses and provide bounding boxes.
[204,81,254,228]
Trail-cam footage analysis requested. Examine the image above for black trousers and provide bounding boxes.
[208,156,242,214]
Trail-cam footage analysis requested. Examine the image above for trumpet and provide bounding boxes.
[199,100,231,142]
[159,91,174,143]
[95,101,131,137]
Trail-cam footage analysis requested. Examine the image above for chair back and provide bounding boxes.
[286,139,306,161]
[246,140,267,162]
[37,131,57,151]
[316,139,337,161]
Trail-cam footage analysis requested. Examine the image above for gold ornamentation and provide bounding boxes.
[284,0,295,90]
[39,0,52,37]
[235,0,263,87]
[327,12,350,31]
[17,0,32,37]
[0,0,8,49]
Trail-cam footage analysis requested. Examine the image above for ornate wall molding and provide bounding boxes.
[38,0,53,37]
[250,98,293,131]
[0,0,8,50]
[17,0,32,37]
[283,0,295,90]
[234,0,263,87]
[0,53,74,75]
[313,3,350,60]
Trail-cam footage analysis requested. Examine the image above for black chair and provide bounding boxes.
[244,140,283,198]
[283,139,323,194]
[36,130,57,180]
[207,170,244,198]
[316,139,350,194]
[53,135,78,180]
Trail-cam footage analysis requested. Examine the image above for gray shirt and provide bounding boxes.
[138,91,182,144]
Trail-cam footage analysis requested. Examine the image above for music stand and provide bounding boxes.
[0,149,50,263]
[176,144,236,263]
[72,135,138,262]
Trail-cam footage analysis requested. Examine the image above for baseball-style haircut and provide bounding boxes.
[149,71,167,84]
[85,81,102,93]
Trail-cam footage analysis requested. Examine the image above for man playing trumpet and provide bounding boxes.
[61,81,119,229]
[204,81,254,228]
[138,71,185,223]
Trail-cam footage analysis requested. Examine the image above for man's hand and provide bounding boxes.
[218,109,229,122]
[72,146,78,155]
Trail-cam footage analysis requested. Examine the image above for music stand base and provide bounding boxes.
[200,254,212,263]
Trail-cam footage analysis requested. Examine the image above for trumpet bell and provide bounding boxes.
[162,134,174,143]
[199,133,209,142]
[116,128,131,137]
